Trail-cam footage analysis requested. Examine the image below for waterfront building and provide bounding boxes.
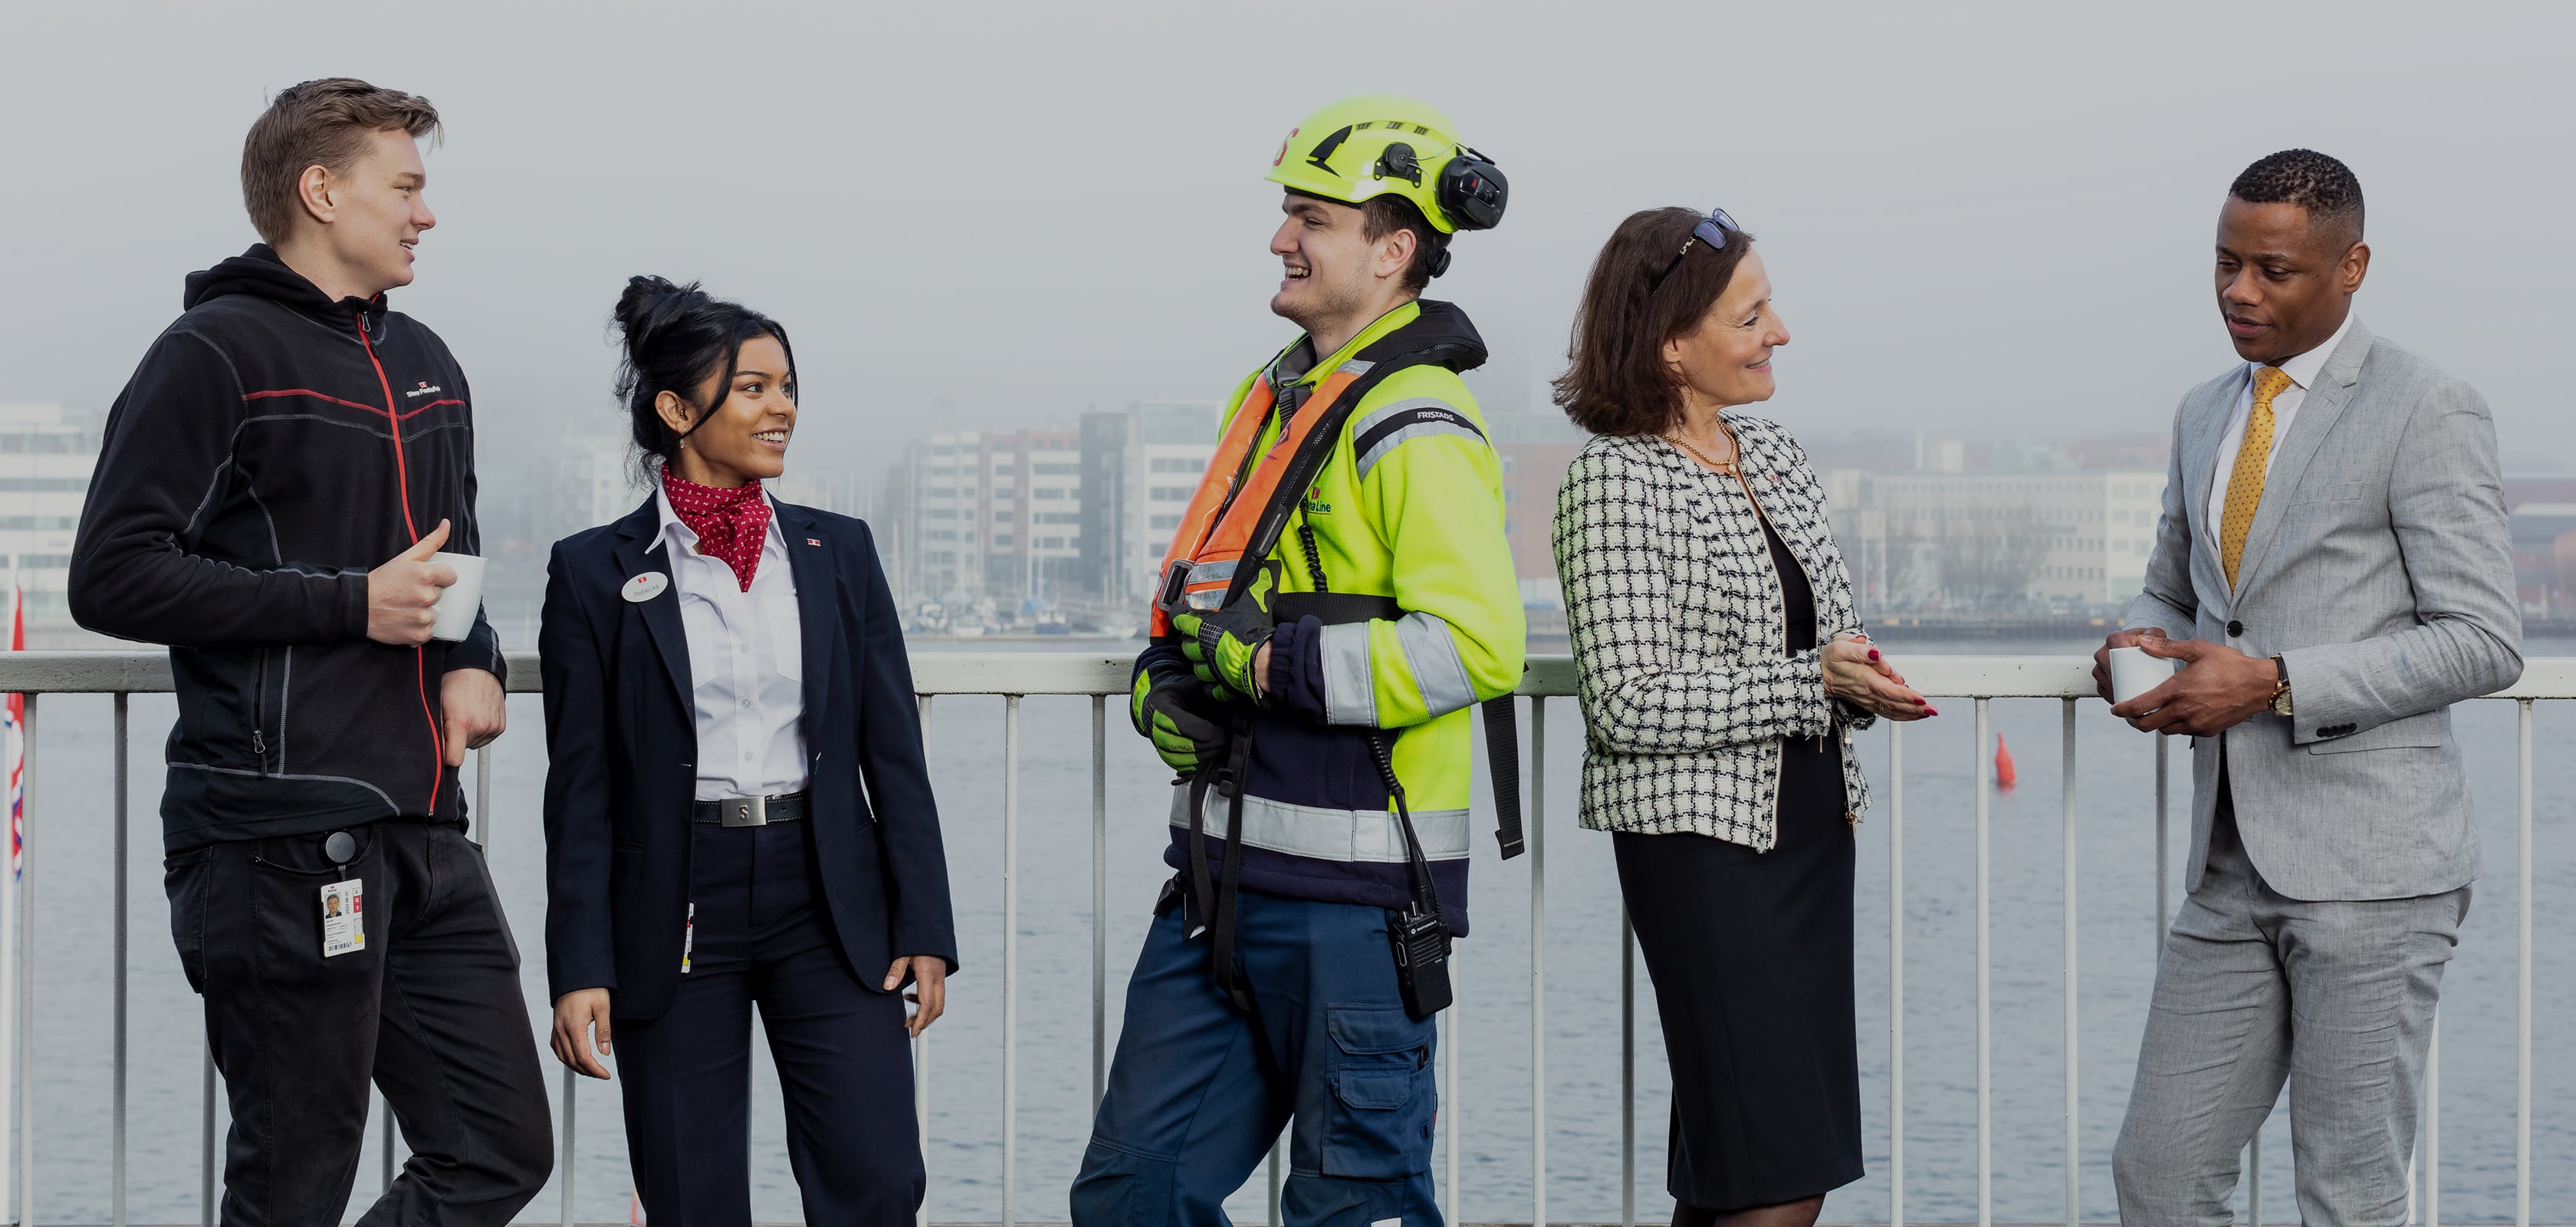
[1117,401,1218,605]
[0,403,97,641]
[895,429,1084,617]
[1830,469,2170,612]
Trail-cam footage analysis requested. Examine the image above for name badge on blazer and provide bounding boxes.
[623,572,670,603]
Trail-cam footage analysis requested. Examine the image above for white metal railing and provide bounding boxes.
[0,650,2563,1225]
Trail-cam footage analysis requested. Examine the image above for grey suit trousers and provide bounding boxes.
[2112,791,2466,1226]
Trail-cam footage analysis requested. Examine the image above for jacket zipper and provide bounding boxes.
[251,648,270,771]
[355,311,445,814]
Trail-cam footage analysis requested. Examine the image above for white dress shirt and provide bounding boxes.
[2203,312,2355,548]
[656,486,810,801]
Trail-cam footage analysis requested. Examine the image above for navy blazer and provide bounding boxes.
[540,495,958,1021]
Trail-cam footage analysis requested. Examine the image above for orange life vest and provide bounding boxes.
[1148,364,1372,637]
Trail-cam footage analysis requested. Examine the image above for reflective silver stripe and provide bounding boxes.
[1169,786,1470,862]
[1319,620,1378,726]
[1393,610,1477,719]
[1336,359,1376,376]
[1352,397,1486,478]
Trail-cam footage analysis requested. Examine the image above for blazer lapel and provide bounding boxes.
[775,501,840,739]
[2229,320,2374,600]
[611,497,693,711]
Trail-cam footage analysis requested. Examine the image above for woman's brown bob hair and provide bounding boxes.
[1552,206,1755,436]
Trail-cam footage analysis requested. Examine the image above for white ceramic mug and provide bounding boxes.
[2108,643,2177,706]
[429,552,488,643]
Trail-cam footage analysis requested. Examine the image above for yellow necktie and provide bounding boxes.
[2220,366,2294,589]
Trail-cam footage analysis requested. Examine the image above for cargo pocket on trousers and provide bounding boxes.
[1320,1005,1437,1179]
[163,847,214,995]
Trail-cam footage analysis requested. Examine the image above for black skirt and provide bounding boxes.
[1609,511,1862,1210]
[1614,746,1861,1209]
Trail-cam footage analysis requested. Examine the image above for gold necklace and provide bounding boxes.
[1666,421,1770,520]
[1663,425,1739,472]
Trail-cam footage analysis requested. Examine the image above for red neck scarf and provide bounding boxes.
[663,470,770,591]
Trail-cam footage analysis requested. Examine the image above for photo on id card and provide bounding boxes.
[321,879,365,957]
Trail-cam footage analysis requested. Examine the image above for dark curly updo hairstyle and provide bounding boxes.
[612,275,797,482]
[1552,206,1755,436]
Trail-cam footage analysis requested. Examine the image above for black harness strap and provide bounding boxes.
[1483,695,1525,859]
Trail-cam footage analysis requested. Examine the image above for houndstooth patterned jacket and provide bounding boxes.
[1552,416,1874,849]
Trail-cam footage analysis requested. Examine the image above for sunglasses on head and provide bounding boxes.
[1647,206,1742,294]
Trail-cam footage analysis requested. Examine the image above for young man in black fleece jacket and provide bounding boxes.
[68,80,550,1227]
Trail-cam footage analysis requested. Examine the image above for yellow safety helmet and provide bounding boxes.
[1265,94,1507,236]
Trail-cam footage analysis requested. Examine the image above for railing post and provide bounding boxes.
[474,745,491,850]
[202,1044,215,1227]
[15,693,31,1227]
[1091,694,1107,1112]
[1528,694,1546,1227]
[1001,695,1021,1227]
[2516,699,2532,1227]
[1620,904,1635,1227]
[1443,958,1460,1223]
[2426,1012,2440,1227]
[2061,699,2078,1227]
[916,693,934,1227]
[2154,735,2168,942]
[2249,1135,2262,1227]
[1267,1134,1283,1227]
[1889,720,1905,1227]
[113,693,129,1227]
[1974,696,1990,1227]
[557,1067,575,1227]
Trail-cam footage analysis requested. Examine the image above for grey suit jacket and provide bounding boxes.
[2125,318,2521,901]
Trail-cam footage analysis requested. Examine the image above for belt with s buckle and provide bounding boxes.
[691,791,810,827]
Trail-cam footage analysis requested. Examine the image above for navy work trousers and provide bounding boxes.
[613,821,921,1225]
[1071,884,1441,1226]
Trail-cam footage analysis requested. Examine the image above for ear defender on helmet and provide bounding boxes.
[1436,149,1507,231]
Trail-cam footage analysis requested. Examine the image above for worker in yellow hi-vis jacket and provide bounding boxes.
[1072,94,1526,1226]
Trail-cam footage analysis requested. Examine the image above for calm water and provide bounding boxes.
[8,637,2571,1223]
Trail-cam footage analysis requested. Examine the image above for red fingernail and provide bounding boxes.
[1926,708,1940,715]
[1914,696,1927,704]
[1868,650,1881,661]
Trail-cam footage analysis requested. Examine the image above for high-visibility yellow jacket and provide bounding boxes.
[1144,299,1526,932]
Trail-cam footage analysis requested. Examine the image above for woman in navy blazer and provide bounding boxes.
[541,277,956,1225]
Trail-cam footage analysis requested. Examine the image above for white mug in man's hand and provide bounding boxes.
[428,553,487,643]
[2108,644,2178,707]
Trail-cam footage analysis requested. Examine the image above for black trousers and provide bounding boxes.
[614,820,922,1226]
[165,820,554,1227]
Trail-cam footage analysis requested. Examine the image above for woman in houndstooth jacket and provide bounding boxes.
[1551,209,1935,1227]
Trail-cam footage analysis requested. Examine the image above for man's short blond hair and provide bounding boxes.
[240,78,442,245]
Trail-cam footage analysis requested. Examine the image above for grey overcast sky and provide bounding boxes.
[4,1,2570,475]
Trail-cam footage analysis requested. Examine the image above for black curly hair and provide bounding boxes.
[2229,149,2364,246]
[610,275,797,484]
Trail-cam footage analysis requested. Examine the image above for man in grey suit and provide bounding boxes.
[2093,149,2520,1224]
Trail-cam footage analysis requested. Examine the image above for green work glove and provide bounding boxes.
[1131,660,1227,774]
[1174,607,1274,701]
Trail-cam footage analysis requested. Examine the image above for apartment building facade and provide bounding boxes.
[0,403,97,638]
[1832,469,2170,610]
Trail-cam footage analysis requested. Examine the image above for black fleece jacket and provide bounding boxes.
[70,245,502,850]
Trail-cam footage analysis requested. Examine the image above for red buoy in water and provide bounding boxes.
[1994,735,2018,791]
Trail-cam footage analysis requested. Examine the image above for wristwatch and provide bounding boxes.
[2268,654,2294,717]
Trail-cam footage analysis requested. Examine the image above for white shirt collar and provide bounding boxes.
[2256,311,2354,393]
